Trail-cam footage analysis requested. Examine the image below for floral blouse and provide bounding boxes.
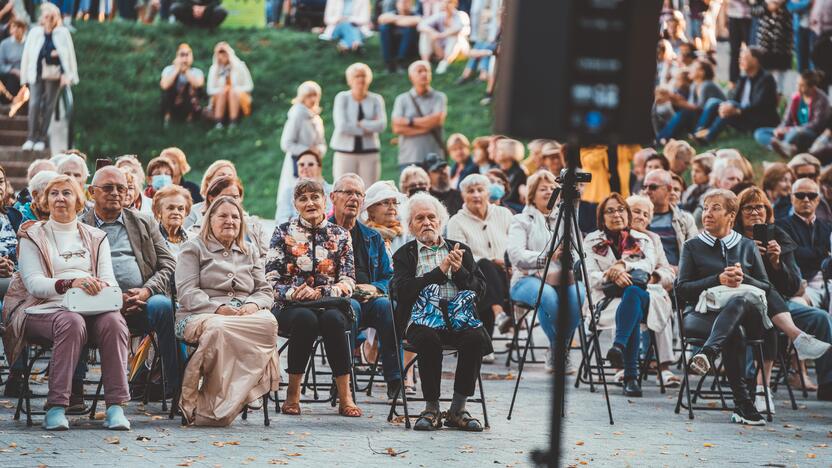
[266,217,355,301]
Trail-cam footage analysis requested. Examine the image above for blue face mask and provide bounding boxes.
[489,183,505,201]
[151,174,173,191]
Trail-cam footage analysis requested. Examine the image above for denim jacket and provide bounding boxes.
[329,217,393,295]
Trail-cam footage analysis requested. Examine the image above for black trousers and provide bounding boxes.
[406,325,483,401]
[170,3,227,28]
[728,17,752,83]
[683,296,765,403]
[275,307,351,377]
[0,73,20,104]
[475,258,508,336]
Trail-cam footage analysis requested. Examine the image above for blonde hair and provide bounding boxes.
[39,2,62,27]
[399,165,429,192]
[200,160,237,198]
[346,62,373,86]
[525,170,557,206]
[497,139,525,162]
[152,184,193,220]
[292,81,322,114]
[42,175,86,215]
[200,196,249,254]
[446,133,470,151]
[160,147,191,175]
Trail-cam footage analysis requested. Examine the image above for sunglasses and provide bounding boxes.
[93,184,128,194]
[644,183,665,192]
[794,192,819,201]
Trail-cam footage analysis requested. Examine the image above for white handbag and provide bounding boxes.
[62,287,123,315]
[694,284,773,329]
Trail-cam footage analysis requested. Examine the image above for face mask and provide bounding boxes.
[151,174,173,191]
[489,183,505,201]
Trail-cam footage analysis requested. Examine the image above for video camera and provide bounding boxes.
[556,168,592,184]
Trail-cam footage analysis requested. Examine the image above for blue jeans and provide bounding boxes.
[265,0,285,23]
[657,108,700,142]
[696,98,738,142]
[788,301,832,386]
[796,27,816,72]
[331,22,364,49]
[614,286,649,378]
[465,41,496,72]
[350,297,401,382]
[380,24,418,65]
[753,126,818,153]
[510,276,583,348]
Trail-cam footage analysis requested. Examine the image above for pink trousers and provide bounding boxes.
[25,310,130,406]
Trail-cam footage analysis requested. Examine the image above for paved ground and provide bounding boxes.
[0,339,830,468]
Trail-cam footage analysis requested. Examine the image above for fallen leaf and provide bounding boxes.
[246,457,256,462]
[612,432,623,436]
[177,460,194,467]
[287,453,302,457]
[94,412,105,420]
[575,441,585,446]
[9,443,17,448]
[814,443,828,448]
[703,443,714,448]
[807,454,817,459]
[151,415,164,420]
[136,436,151,442]
[212,441,241,447]
[268,460,289,465]
[105,437,120,445]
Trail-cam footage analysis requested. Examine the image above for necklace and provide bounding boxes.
[48,224,87,262]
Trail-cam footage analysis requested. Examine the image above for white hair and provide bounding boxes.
[28,170,59,195]
[403,192,449,235]
[345,62,373,85]
[399,165,429,191]
[626,194,655,217]
[333,173,365,192]
[792,177,819,193]
[26,159,57,181]
[459,173,490,192]
[408,60,431,77]
[57,154,89,180]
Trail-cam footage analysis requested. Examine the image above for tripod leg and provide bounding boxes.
[507,305,541,421]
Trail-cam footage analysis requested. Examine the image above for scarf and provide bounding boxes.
[365,219,404,247]
[592,228,642,259]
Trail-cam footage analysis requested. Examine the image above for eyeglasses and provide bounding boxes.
[93,184,128,194]
[376,200,400,208]
[604,207,626,216]
[644,183,665,192]
[334,190,365,199]
[794,192,819,201]
[741,204,767,214]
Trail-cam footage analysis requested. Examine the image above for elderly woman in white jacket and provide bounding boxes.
[583,193,674,397]
[506,170,584,373]
[320,0,373,53]
[276,80,327,220]
[331,63,386,185]
[19,2,78,152]
[206,41,253,129]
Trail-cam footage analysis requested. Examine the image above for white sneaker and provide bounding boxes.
[544,348,555,374]
[481,352,495,364]
[436,60,449,75]
[21,140,34,151]
[32,141,46,152]
[754,385,775,414]
[793,333,831,360]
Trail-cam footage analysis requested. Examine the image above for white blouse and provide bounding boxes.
[18,219,116,314]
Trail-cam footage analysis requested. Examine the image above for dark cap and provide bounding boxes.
[424,153,448,172]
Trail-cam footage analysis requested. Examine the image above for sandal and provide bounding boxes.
[413,410,442,431]
[443,410,483,432]
[281,402,301,415]
[658,370,681,388]
[338,404,362,417]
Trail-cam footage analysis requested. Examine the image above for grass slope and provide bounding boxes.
[71,22,780,218]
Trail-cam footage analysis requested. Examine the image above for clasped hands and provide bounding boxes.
[603,261,632,288]
[719,262,744,288]
[217,303,260,316]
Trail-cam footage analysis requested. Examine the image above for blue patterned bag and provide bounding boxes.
[410,284,483,331]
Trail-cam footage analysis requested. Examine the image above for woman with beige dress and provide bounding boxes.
[174,196,279,426]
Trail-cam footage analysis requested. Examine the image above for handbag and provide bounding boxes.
[282,296,355,323]
[40,58,62,81]
[410,284,482,332]
[600,269,649,298]
[694,284,772,329]
[61,287,123,315]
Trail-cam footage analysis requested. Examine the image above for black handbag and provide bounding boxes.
[600,269,650,298]
[281,297,355,323]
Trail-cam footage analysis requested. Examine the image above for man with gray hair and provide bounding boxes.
[390,192,490,432]
[642,168,698,268]
[57,154,90,190]
[328,173,402,402]
[391,60,447,171]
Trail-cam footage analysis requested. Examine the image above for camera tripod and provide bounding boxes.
[506,179,614,426]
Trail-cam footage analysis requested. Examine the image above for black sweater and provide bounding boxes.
[676,235,788,317]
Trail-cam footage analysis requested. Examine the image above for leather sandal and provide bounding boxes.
[281,402,301,415]
[443,410,483,432]
[413,410,442,431]
[338,404,362,417]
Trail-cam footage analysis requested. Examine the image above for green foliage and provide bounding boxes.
[71,22,780,217]
[72,21,492,217]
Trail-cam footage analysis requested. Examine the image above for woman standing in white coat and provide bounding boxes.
[19,2,78,152]
[276,81,326,220]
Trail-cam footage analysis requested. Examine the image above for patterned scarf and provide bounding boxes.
[592,228,643,259]
[365,219,404,248]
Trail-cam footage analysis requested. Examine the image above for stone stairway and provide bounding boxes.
[0,105,50,191]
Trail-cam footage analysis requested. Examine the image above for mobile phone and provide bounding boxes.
[752,224,770,243]
[95,158,113,170]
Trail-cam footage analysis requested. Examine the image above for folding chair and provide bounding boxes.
[673,299,775,422]
[502,253,547,368]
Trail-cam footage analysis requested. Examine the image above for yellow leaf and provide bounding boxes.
[9,443,17,448]
[807,454,817,459]
[703,443,714,448]
[576,441,585,446]
[612,432,623,436]
[287,453,302,457]
[94,412,105,420]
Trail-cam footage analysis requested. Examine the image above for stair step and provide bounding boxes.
[1,160,35,177]
[8,176,27,191]
[0,115,27,131]
[0,130,28,146]
[0,145,51,161]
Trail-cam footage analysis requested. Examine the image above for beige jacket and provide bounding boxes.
[174,236,274,323]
